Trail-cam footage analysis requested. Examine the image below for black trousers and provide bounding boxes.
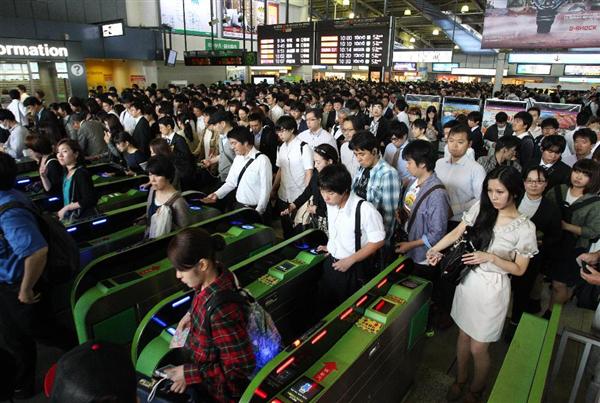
[511,254,542,323]
[317,255,362,315]
[0,282,72,388]
[274,198,295,239]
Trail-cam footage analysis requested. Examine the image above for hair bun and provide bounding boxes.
[211,234,226,252]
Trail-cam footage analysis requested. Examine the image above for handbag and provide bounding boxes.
[293,196,313,227]
[439,227,476,285]
[148,192,182,239]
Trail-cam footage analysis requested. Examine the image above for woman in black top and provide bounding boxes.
[56,139,98,221]
[113,131,147,175]
[25,134,63,195]
[282,143,339,234]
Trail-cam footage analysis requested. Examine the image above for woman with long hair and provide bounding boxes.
[25,134,63,195]
[427,166,537,403]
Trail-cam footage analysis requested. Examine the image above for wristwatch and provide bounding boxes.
[531,0,567,33]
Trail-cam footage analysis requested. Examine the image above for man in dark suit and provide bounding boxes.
[325,97,344,130]
[157,116,197,190]
[535,135,572,192]
[369,101,391,152]
[248,112,278,172]
[467,111,486,159]
[23,96,65,142]
[382,95,394,120]
[289,101,308,133]
[129,100,151,158]
[346,99,370,130]
[484,111,513,143]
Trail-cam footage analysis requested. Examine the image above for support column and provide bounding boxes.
[492,52,506,96]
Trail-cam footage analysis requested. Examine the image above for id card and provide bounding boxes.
[170,327,190,349]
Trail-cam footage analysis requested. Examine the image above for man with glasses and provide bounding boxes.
[297,109,337,151]
[340,117,361,179]
[383,120,412,187]
[534,135,571,191]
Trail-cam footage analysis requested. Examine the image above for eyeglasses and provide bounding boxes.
[525,179,547,185]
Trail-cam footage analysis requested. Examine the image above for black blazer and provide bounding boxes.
[373,117,390,151]
[297,119,308,133]
[36,108,65,143]
[67,166,98,217]
[470,127,486,159]
[293,168,326,218]
[170,134,196,178]
[132,117,151,158]
[383,106,394,120]
[325,111,336,131]
[258,125,278,169]
[545,160,572,191]
[529,196,562,257]
[484,124,513,143]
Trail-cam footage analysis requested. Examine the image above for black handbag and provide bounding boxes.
[439,227,476,285]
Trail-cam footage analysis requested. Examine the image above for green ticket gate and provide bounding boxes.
[241,256,430,403]
[72,208,276,344]
[67,191,218,268]
[131,229,329,376]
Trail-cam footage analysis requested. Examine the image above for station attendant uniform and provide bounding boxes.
[451,202,538,342]
[320,193,385,307]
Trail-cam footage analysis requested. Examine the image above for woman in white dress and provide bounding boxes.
[427,166,538,403]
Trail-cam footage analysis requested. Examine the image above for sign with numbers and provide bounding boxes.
[258,22,314,65]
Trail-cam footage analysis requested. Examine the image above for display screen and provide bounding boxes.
[393,62,416,71]
[532,101,581,130]
[160,0,214,36]
[166,49,177,66]
[564,65,600,76]
[285,377,324,402]
[315,17,392,67]
[276,261,296,272]
[253,75,276,84]
[432,63,459,72]
[516,64,551,75]
[451,67,507,76]
[258,22,314,65]
[393,50,452,63]
[509,53,600,64]
[481,1,600,49]
[222,0,279,40]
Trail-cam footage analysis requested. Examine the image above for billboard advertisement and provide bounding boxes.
[481,0,600,49]
[533,101,581,130]
[160,0,215,36]
[222,0,278,40]
[482,99,527,133]
[516,64,551,75]
[564,65,600,76]
[441,97,482,125]
[405,94,441,117]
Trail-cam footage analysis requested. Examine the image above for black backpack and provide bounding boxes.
[0,202,80,284]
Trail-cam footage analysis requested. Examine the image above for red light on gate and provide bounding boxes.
[311,329,327,344]
[374,300,386,311]
[276,357,295,374]
[271,399,283,403]
[395,264,406,273]
[340,307,354,320]
[377,278,388,288]
[254,388,268,399]
[356,295,369,307]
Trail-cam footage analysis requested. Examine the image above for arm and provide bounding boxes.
[291,172,315,210]
[272,166,281,194]
[463,251,531,276]
[213,161,239,200]
[381,170,401,236]
[19,246,48,303]
[256,156,273,215]
[429,220,468,255]
[421,192,450,249]
[464,165,485,212]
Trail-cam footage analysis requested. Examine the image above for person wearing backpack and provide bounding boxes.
[545,159,600,318]
[0,152,65,398]
[163,227,256,402]
[145,155,192,239]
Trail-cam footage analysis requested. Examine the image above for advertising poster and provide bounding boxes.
[533,101,581,130]
[482,99,527,132]
[481,0,600,49]
[405,94,441,117]
[441,97,482,125]
[160,0,214,36]
[222,0,278,40]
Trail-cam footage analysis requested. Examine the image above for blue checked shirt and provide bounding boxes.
[352,158,401,239]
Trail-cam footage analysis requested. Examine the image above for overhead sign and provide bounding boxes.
[482,0,600,48]
[160,0,214,36]
[393,62,416,71]
[432,63,459,72]
[204,39,240,50]
[451,67,507,76]
[101,22,124,37]
[0,43,68,57]
[393,50,452,63]
[564,65,600,76]
[508,53,600,64]
[315,17,393,67]
[516,64,551,75]
[258,22,314,65]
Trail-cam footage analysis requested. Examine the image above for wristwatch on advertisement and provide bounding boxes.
[531,0,567,33]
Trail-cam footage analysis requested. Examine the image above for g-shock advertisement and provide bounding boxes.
[481,0,600,48]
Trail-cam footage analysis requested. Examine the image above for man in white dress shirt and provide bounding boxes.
[563,128,597,167]
[340,117,361,179]
[297,109,337,151]
[7,90,27,127]
[204,126,272,216]
[266,93,284,124]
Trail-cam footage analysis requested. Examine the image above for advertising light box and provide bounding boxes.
[516,64,551,75]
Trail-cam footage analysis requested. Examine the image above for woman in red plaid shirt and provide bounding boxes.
[163,228,255,402]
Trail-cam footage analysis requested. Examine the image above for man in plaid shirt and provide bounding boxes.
[165,229,255,403]
[350,130,401,240]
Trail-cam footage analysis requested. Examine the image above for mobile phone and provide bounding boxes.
[582,261,592,275]
[154,364,175,379]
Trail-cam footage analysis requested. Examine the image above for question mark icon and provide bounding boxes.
[71,64,83,76]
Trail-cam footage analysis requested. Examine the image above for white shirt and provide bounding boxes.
[120,110,137,134]
[326,192,386,260]
[563,151,593,167]
[518,194,542,219]
[340,142,360,179]
[276,137,314,202]
[444,144,475,161]
[297,128,338,150]
[384,142,412,183]
[564,126,584,155]
[565,188,581,206]
[3,124,28,159]
[435,155,486,221]
[530,126,542,138]
[397,111,410,129]
[269,104,284,123]
[7,99,27,126]
[215,147,273,214]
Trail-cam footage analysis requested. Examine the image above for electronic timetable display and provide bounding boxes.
[258,22,314,66]
[315,17,393,67]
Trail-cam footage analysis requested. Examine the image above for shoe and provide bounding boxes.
[463,389,483,403]
[503,321,518,344]
[446,381,466,401]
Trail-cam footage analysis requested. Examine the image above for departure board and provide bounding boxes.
[258,22,314,66]
[315,17,393,67]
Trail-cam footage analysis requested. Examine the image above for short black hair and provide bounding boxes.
[112,131,134,144]
[275,115,297,133]
[495,112,508,124]
[147,155,175,182]
[495,135,521,152]
[227,125,254,145]
[402,140,436,171]
[0,152,17,190]
[573,128,597,145]
[527,106,541,116]
[443,119,459,130]
[247,112,263,124]
[389,120,408,139]
[349,130,378,152]
[448,124,470,140]
[0,109,16,121]
[306,108,322,120]
[289,100,306,113]
[467,111,482,124]
[541,117,559,129]
[395,99,408,112]
[157,116,176,129]
[23,96,41,107]
[522,165,548,182]
[513,111,533,130]
[411,118,427,131]
[129,99,144,112]
[70,111,87,124]
[576,111,591,126]
[25,134,53,155]
[541,135,567,154]
[345,116,362,131]
[9,89,19,100]
[318,164,351,195]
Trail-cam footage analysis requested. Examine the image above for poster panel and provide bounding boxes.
[222,0,278,40]
[533,101,581,130]
[160,0,214,36]
[441,97,482,125]
[482,99,527,133]
[405,94,441,117]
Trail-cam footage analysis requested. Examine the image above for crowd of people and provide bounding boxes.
[1,78,600,402]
